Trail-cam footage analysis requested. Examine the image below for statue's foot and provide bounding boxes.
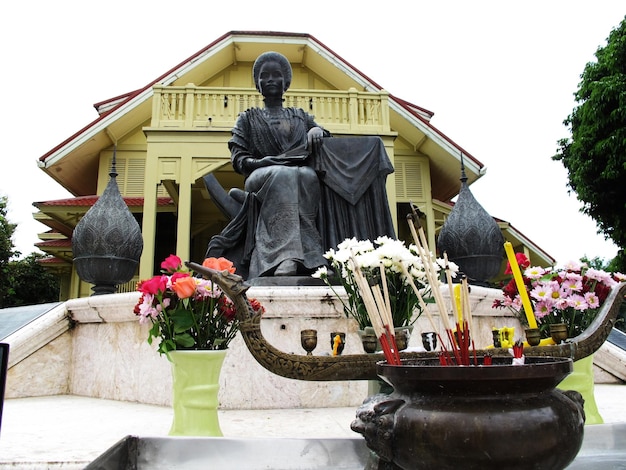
[275,260,298,276]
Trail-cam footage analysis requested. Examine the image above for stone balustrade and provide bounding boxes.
[150,85,392,135]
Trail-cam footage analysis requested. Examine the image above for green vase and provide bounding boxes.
[168,349,227,436]
[557,354,603,425]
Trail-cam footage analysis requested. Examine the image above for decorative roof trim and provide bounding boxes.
[38,30,484,173]
[34,196,174,208]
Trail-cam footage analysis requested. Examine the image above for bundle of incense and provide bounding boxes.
[349,253,401,365]
[400,261,450,362]
[512,339,525,366]
[406,210,460,364]
[378,262,401,361]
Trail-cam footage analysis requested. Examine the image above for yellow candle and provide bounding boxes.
[503,242,538,329]
[332,334,341,356]
[454,284,462,324]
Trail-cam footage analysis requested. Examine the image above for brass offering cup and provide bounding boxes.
[300,329,317,355]
[525,328,542,346]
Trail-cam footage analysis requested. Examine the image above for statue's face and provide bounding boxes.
[257,60,285,98]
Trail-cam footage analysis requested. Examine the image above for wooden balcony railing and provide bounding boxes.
[150,85,392,134]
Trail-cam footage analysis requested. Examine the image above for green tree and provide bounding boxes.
[0,195,60,307]
[0,196,18,308]
[5,253,60,307]
[554,17,626,271]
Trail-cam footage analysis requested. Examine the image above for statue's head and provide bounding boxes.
[253,51,292,93]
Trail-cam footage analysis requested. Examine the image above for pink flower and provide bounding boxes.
[586,268,615,286]
[584,292,600,309]
[562,276,582,292]
[534,300,552,319]
[196,279,221,299]
[524,266,546,279]
[136,294,158,324]
[568,294,588,311]
[530,283,553,302]
[161,254,183,273]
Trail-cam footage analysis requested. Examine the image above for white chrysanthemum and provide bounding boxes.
[312,266,328,279]
[356,251,380,270]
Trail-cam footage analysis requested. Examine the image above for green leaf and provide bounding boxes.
[175,333,195,347]
[171,308,195,333]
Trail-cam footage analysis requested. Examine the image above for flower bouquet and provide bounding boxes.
[134,254,264,354]
[494,254,625,339]
[313,236,452,330]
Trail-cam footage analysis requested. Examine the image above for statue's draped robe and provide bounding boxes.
[207,107,396,280]
[314,136,395,251]
[208,107,327,279]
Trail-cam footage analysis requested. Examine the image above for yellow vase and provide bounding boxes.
[168,349,227,436]
[557,354,603,425]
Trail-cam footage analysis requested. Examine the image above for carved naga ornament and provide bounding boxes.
[187,262,626,382]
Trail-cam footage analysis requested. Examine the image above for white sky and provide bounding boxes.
[0,0,624,265]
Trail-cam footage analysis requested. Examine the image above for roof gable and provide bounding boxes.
[37,31,484,200]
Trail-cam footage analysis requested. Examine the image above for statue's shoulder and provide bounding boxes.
[233,108,262,127]
[237,107,261,118]
[286,107,309,117]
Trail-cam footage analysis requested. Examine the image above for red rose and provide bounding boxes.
[171,272,190,283]
[504,253,530,275]
[138,275,168,295]
[161,254,183,273]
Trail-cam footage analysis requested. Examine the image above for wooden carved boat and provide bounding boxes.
[187,262,626,382]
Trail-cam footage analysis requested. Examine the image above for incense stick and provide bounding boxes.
[349,252,400,365]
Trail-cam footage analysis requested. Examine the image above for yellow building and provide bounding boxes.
[32,31,554,299]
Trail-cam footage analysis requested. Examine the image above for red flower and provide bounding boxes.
[133,294,145,314]
[161,254,183,273]
[170,272,190,283]
[502,278,520,299]
[202,257,236,274]
[138,275,168,295]
[504,253,530,275]
[219,296,237,322]
[249,298,265,315]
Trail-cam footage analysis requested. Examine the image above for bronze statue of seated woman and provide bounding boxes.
[206,51,395,281]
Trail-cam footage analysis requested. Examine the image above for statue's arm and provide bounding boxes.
[230,113,270,176]
[304,112,331,155]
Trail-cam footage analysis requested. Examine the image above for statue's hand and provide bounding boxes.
[307,127,324,153]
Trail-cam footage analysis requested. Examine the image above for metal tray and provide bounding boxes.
[86,423,626,469]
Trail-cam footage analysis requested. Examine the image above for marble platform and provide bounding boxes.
[3,285,623,409]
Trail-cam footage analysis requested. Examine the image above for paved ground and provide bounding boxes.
[0,384,624,469]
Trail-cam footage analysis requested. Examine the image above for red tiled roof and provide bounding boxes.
[37,256,70,264]
[36,239,71,248]
[34,196,173,207]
